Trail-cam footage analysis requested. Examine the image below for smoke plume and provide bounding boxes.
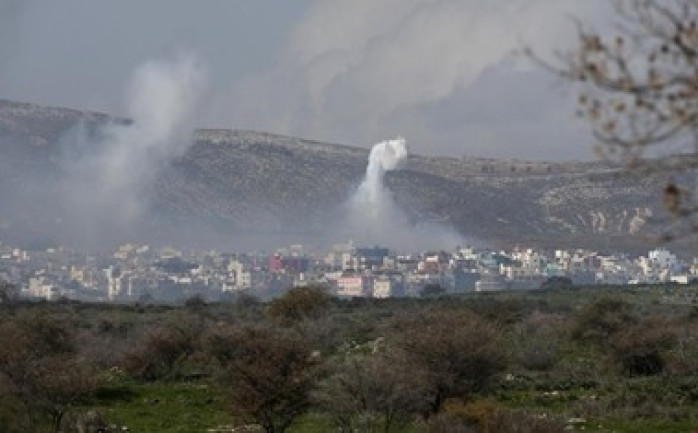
[58,53,206,246]
[344,137,464,250]
[351,137,407,228]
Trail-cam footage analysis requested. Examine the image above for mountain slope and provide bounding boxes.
[0,99,667,250]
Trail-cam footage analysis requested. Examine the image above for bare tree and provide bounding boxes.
[0,312,98,433]
[536,0,698,240]
[213,326,321,433]
[121,317,202,381]
[388,310,506,416]
[313,349,430,433]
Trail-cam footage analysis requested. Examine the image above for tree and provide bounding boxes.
[539,276,573,291]
[388,310,506,415]
[572,297,637,344]
[608,316,676,376]
[420,284,447,298]
[313,349,430,432]
[538,0,698,240]
[267,286,331,324]
[122,316,203,381]
[0,281,18,309]
[213,326,321,433]
[0,311,98,432]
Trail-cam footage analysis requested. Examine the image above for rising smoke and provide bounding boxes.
[351,137,407,226]
[55,53,206,247]
[344,137,464,251]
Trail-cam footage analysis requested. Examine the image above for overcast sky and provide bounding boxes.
[0,0,611,160]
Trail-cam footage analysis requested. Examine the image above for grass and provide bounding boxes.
[90,380,235,432]
[593,418,698,433]
[89,379,338,433]
[84,377,697,432]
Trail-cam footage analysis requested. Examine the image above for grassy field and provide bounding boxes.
[1,284,698,432]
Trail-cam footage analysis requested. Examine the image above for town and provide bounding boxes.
[1,238,695,303]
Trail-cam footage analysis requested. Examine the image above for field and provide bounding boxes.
[1,284,697,432]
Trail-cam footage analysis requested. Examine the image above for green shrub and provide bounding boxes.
[267,286,330,324]
[572,298,636,344]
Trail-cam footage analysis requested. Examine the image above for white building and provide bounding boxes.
[648,248,678,270]
[372,278,393,298]
[28,276,59,300]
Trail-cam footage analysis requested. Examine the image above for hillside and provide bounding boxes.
[0,99,668,251]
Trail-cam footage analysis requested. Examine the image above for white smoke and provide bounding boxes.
[351,137,407,226]
[345,137,464,250]
[59,53,206,246]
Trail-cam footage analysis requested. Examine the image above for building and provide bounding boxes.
[372,278,393,298]
[336,275,372,297]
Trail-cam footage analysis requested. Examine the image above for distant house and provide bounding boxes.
[336,275,371,297]
[372,278,393,298]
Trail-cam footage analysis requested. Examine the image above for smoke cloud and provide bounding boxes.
[226,0,610,159]
[56,53,206,246]
[343,137,464,251]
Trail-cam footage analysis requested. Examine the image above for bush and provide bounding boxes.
[540,276,573,291]
[184,294,206,308]
[420,284,447,297]
[0,311,98,433]
[122,319,202,381]
[572,298,636,345]
[268,286,330,324]
[389,309,507,414]
[216,326,321,433]
[313,349,430,432]
[425,399,566,433]
[608,317,676,376]
[514,312,567,372]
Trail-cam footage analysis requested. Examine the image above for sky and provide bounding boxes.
[0,0,611,160]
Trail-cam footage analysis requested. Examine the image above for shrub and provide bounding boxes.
[184,294,206,308]
[513,312,567,372]
[122,319,202,381]
[420,284,447,297]
[268,286,330,324]
[0,311,98,433]
[389,309,507,414]
[313,349,430,432]
[540,276,573,291]
[213,326,321,433]
[425,400,566,433]
[572,298,636,345]
[608,317,676,376]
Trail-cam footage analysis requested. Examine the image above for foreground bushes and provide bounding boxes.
[1,287,698,432]
[0,311,98,433]
[122,316,204,381]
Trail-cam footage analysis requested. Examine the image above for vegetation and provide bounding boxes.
[1,283,698,432]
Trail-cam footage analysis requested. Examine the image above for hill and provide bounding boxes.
[0,99,667,251]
